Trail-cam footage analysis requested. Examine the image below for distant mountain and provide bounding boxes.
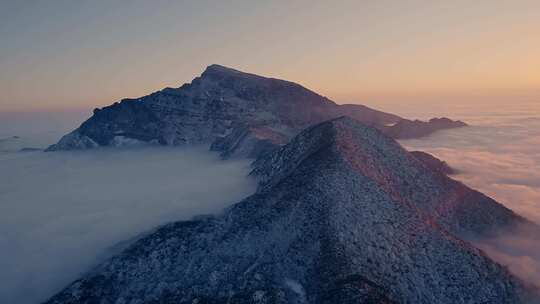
[45,117,533,304]
[46,65,466,157]
[384,118,467,139]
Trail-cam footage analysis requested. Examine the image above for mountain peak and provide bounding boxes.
[201,64,264,81]
[252,117,523,235]
[203,64,244,75]
[251,116,402,188]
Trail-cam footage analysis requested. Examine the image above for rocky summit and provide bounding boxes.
[46,65,466,158]
[44,117,534,304]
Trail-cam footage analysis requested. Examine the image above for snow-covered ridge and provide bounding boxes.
[46,64,466,158]
[253,117,526,236]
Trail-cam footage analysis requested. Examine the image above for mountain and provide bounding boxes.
[44,117,533,304]
[384,118,467,139]
[46,65,466,157]
[410,151,456,175]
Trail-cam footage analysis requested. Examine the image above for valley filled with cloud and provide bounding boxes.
[0,145,256,304]
[401,105,540,287]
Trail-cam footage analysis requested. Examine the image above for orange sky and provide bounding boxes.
[0,1,538,112]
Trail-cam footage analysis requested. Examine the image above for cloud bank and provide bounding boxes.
[401,115,540,289]
[0,146,256,304]
[1,106,538,301]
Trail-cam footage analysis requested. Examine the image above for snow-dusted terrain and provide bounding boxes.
[45,118,537,304]
[395,100,540,289]
[46,65,465,156]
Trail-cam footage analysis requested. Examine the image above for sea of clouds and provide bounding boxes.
[398,101,540,288]
[1,103,539,302]
[0,120,256,303]
[402,118,540,225]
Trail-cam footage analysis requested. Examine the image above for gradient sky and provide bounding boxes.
[1,0,539,112]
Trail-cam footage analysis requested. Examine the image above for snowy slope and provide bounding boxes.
[44,118,532,304]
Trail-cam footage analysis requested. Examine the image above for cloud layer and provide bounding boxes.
[474,224,540,285]
[402,117,540,224]
[1,106,538,302]
[401,113,540,289]
[0,146,256,304]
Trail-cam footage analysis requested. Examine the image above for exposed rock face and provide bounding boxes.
[410,151,456,175]
[45,117,530,304]
[46,65,466,156]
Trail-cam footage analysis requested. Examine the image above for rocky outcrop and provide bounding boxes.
[44,117,531,304]
[46,65,466,156]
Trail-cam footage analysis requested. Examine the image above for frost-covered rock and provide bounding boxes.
[45,130,98,151]
[46,65,465,156]
[44,117,532,304]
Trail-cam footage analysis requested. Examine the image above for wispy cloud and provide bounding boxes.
[474,224,540,285]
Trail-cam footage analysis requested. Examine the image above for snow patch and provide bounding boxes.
[284,278,306,302]
[110,136,153,147]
